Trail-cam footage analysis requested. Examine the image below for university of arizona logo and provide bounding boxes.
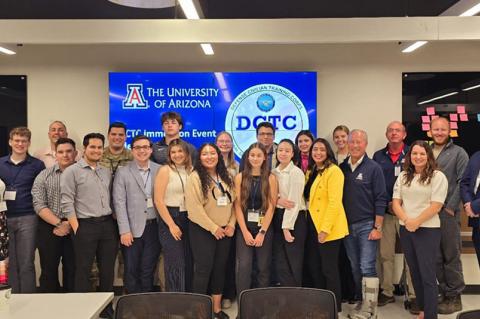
[122,84,149,109]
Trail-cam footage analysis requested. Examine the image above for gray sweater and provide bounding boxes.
[435,139,469,213]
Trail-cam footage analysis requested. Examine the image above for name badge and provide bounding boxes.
[247,210,260,223]
[217,195,228,207]
[0,201,7,212]
[394,166,401,177]
[146,198,154,209]
[4,190,16,201]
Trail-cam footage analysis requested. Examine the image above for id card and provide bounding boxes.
[0,201,7,212]
[258,215,264,227]
[247,210,260,223]
[394,166,401,177]
[146,198,154,209]
[4,190,16,201]
[217,195,228,207]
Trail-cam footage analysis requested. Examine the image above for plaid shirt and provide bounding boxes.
[31,164,65,219]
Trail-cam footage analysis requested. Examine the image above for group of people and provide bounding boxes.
[0,111,478,319]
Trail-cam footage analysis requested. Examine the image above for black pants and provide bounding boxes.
[223,232,237,300]
[72,216,119,293]
[37,219,75,293]
[306,213,342,311]
[158,207,192,292]
[236,226,273,296]
[123,219,161,294]
[473,224,480,268]
[189,222,231,295]
[272,208,307,287]
[400,226,440,319]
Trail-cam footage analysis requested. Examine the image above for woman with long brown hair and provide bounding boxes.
[154,139,193,292]
[235,143,277,296]
[392,140,448,319]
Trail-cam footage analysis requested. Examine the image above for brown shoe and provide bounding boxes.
[408,298,420,315]
[378,293,395,306]
[438,296,457,315]
[451,295,463,313]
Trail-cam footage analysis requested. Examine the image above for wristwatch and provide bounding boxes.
[259,229,266,235]
[373,224,382,232]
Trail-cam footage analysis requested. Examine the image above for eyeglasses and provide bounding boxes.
[132,145,151,151]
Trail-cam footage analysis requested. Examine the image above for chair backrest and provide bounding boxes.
[238,287,337,319]
[114,292,213,319]
[457,309,480,319]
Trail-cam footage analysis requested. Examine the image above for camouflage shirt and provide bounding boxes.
[99,147,133,177]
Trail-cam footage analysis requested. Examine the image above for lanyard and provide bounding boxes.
[140,169,151,190]
[250,177,260,210]
[209,174,231,202]
[109,159,122,176]
[173,165,186,194]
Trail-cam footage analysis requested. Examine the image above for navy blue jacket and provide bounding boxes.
[340,155,388,225]
[0,154,45,217]
[373,144,409,203]
[460,151,480,228]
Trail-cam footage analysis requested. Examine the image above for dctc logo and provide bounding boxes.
[123,84,149,109]
[225,84,310,158]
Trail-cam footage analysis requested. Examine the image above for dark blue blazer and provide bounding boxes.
[460,151,480,228]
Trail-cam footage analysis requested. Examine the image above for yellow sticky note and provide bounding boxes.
[450,130,458,137]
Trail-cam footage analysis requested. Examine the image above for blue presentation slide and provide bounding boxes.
[109,72,316,157]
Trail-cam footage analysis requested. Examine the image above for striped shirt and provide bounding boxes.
[31,163,65,218]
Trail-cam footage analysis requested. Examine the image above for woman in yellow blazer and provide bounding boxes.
[305,138,349,313]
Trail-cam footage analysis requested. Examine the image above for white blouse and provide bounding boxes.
[272,161,306,230]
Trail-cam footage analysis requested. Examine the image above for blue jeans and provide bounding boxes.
[343,219,378,299]
[7,214,38,293]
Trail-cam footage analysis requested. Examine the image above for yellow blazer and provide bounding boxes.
[308,164,349,242]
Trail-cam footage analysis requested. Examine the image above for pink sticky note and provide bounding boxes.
[426,107,435,115]
[450,113,458,122]
[421,115,430,123]
[457,105,466,114]
[460,113,469,122]
[422,123,430,131]
[450,121,458,129]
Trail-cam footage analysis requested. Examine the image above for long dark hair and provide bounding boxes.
[294,130,314,168]
[240,143,271,213]
[304,138,337,200]
[275,139,299,167]
[195,143,233,199]
[402,140,437,186]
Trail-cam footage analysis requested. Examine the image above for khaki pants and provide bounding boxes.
[378,213,415,298]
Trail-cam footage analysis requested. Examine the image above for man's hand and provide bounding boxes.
[120,232,134,247]
[53,221,71,236]
[368,229,382,240]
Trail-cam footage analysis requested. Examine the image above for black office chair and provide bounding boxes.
[114,292,214,319]
[457,309,480,319]
[238,287,337,319]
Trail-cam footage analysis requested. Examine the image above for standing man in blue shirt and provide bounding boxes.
[340,129,387,319]
[0,127,45,293]
[373,121,417,313]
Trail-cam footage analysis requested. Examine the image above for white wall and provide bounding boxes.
[2,41,479,154]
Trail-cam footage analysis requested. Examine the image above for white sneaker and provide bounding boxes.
[222,299,232,309]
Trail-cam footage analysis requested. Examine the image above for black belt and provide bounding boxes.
[145,219,157,225]
[80,215,112,222]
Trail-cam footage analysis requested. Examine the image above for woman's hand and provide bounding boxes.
[213,227,226,240]
[318,231,328,243]
[224,225,235,237]
[254,232,265,247]
[283,229,295,243]
[405,218,420,232]
[169,223,183,241]
[277,198,295,209]
[242,230,255,246]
